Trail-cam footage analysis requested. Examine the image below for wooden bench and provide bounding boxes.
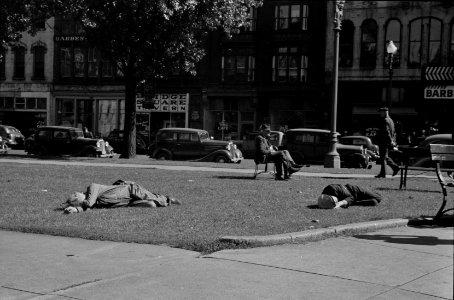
[253,158,275,179]
[398,146,454,190]
[430,144,454,219]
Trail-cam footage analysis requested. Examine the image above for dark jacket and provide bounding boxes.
[255,134,272,163]
[377,116,396,146]
[321,184,383,206]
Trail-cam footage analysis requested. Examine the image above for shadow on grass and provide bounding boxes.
[307,204,321,209]
[214,175,258,180]
[376,187,439,193]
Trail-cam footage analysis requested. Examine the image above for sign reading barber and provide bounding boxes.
[424,86,454,99]
[137,94,189,112]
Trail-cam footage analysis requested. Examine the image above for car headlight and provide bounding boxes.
[105,141,109,147]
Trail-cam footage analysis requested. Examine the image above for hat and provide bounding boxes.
[64,192,86,207]
[378,107,389,112]
[317,194,339,209]
[260,124,271,131]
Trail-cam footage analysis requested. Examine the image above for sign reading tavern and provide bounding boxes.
[136,94,189,112]
[424,86,454,99]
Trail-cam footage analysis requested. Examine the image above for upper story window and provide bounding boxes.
[244,7,257,32]
[272,47,308,83]
[88,48,99,77]
[32,45,46,80]
[274,4,308,31]
[221,49,255,82]
[13,46,26,79]
[408,17,442,67]
[360,19,377,68]
[384,19,401,68]
[339,20,354,67]
[0,48,6,79]
[450,21,454,66]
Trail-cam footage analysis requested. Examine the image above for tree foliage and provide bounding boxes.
[11,0,262,157]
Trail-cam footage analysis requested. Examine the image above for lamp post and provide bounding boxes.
[386,40,397,110]
[324,0,345,168]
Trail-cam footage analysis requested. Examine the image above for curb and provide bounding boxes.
[219,218,410,247]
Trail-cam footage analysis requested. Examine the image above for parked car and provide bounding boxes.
[339,135,380,162]
[283,128,370,168]
[0,125,25,149]
[148,127,243,163]
[0,136,9,155]
[234,131,284,159]
[105,130,148,154]
[397,133,452,167]
[26,126,114,157]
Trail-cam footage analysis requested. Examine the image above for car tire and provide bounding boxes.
[156,151,170,160]
[214,155,228,163]
[32,145,47,156]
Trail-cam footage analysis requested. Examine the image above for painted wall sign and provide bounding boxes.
[136,94,189,112]
[424,86,454,99]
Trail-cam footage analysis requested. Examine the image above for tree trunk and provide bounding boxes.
[123,74,137,158]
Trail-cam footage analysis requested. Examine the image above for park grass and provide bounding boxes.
[0,158,444,253]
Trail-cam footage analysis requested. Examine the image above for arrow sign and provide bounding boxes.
[425,66,454,81]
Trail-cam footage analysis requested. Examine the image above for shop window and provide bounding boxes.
[32,45,46,79]
[15,98,25,109]
[13,46,26,79]
[339,20,354,68]
[274,4,308,31]
[56,98,75,126]
[74,47,85,77]
[272,47,308,83]
[4,97,13,108]
[76,99,94,131]
[360,19,377,68]
[60,48,71,77]
[26,98,36,109]
[0,47,5,79]
[37,98,46,109]
[384,19,401,67]
[222,55,255,82]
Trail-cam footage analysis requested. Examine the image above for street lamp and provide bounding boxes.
[386,40,398,110]
[324,0,345,168]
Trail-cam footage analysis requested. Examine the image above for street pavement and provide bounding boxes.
[0,155,452,299]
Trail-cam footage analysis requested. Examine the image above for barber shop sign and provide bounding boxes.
[137,94,189,112]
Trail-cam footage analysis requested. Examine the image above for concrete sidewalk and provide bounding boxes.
[1,224,452,300]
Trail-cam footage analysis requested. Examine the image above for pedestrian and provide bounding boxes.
[63,179,181,214]
[375,107,400,178]
[255,124,302,181]
[317,183,383,209]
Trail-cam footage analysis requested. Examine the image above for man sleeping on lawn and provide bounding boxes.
[317,183,383,209]
[63,180,181,214]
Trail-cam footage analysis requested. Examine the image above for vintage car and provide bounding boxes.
[26,126,114,157]
[0,125,25,149]
[283,128,371,168]
[339,135,380,162]
[148,127,243,163]
[105,130,149,155]
[396,133,452,168]
[234,131,284,159]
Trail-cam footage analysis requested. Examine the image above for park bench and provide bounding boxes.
[253,157,275,179]
[398,146,454,190]
[430,144,454,219]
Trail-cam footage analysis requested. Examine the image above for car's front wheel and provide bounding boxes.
[31,145,47,156]
[156,151,170,160]
[214,155,228,163]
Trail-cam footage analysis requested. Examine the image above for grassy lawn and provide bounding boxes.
[0,156,444,253]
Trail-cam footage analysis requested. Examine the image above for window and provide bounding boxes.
[74,47,85,77]
[32,46,46,79]
[102,58,113,78]
[384,19,401,67]
[0,47,5,79]
[88,48,99,77]
[450,22,454,66]
[222,55,255,82]
[360,19,377,68]
[13,46,26,79]
[408,17,442,67]
[274,4,308,31]
[60,48,71,77]
[339,20,354,67]
[272,47,308,83]
[245,7,257,31]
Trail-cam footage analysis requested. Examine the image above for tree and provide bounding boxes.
[30,0,262,158]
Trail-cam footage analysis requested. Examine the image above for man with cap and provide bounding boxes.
[375,107,400,178]
[317,183,383,209]
[63,179,181,213]
[255,124,301,180]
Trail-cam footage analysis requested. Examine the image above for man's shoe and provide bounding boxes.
[375,174,386,178]
[291,163,304,168]
[288,167,301,175]
[392,166,400,177]
[284,175,292,180]
[275,176,288,181]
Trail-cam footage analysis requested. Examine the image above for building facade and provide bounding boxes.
[328,1,454,143]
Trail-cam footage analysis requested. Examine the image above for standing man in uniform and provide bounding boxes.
[375,107,400,178]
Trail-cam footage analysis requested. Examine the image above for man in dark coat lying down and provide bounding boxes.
[317,184,383,209]
[63,180,181,213]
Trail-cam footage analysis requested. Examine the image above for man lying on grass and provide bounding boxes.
[317,184,382,209]
[63,180,181,214]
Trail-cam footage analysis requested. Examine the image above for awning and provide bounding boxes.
[352,106,417,115]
